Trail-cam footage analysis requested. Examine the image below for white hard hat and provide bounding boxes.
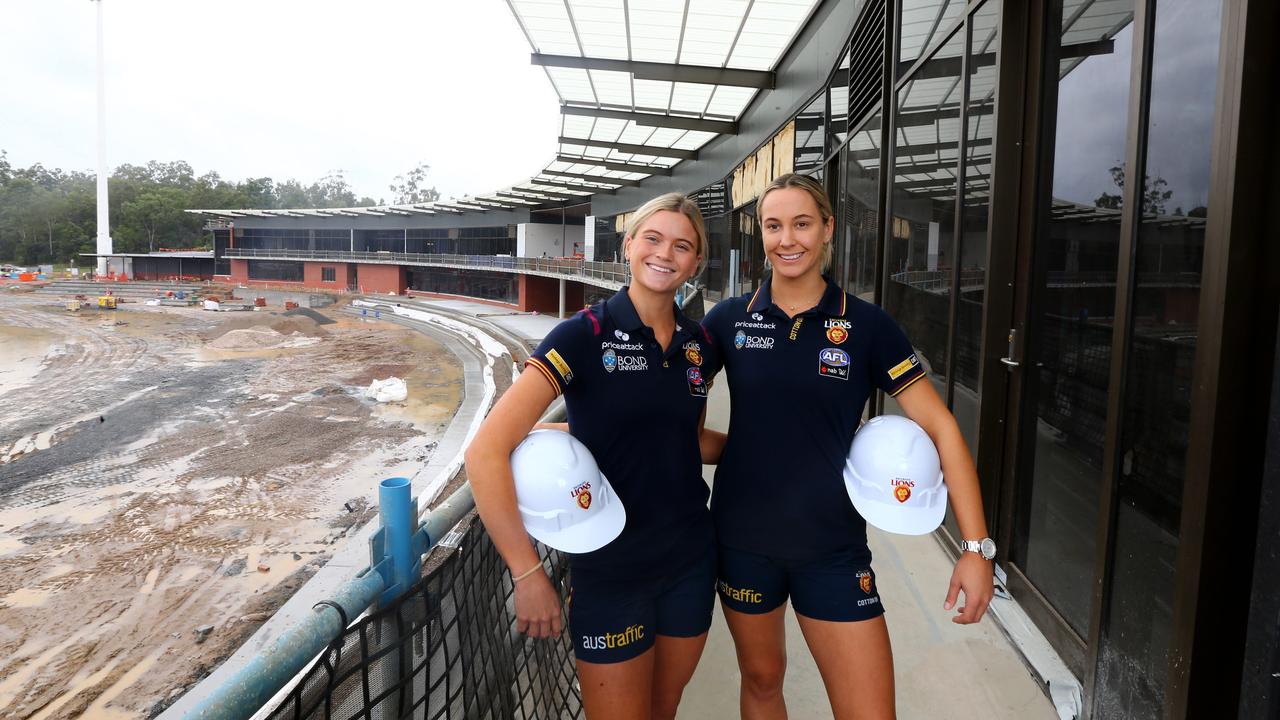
[510,429,626,553]
[843,415,948,535]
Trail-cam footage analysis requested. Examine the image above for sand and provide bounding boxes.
[0,295,466,719]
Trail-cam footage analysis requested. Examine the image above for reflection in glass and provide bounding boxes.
[899,0,965,69]
[732,201,762,296]
[842,112,882,301]
[406,268,518,304]
[1098,0,1220,715]
[1021,0,1134,642]
[795,93,826,176]
[828,47,851,152]
[704,212,730,301]
[886,28,965,390]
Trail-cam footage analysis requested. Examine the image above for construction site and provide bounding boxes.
[0,280,486,718]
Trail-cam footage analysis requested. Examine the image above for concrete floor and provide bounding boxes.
[679,373,1061,719]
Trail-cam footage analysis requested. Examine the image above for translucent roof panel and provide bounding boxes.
[506,0,820,199]
[899,0,965,67]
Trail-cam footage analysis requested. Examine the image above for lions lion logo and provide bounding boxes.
[859,574,873,594]
[894,485,912,503]
[576,490,592,510]
[826,326,848,344]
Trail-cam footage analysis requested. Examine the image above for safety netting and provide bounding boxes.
[266,514,582,719]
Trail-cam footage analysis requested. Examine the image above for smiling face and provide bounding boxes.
[759,186,834,283]
[624,210,702,296]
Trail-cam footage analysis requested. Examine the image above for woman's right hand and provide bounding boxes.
[514,570,564,639]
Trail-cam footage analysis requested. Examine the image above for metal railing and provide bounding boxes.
[889,268,986,292]
[220,248,628,289]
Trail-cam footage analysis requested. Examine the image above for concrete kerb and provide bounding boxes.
[162,299,498,719]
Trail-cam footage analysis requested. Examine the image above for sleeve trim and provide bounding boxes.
[525,357,564,396]
[888,371,927,397]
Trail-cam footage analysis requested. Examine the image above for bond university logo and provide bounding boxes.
[571,481,592,510]
[734,330,747,349]
[818,347,850,380]
[892,478,914,503]
[602,348,618,373]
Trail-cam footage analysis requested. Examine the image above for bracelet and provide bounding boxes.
[512,562,543,583]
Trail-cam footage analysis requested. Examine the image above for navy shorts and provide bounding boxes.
[568,546,717,664]
[716,544,885,622]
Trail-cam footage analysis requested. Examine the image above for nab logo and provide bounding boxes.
[734,330,747,349]
[602,348,618,373]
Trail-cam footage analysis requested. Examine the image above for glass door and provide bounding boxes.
[1004,0,1138,672]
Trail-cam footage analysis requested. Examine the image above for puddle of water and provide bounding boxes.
[0,325,61,395]
[80,648,164,718]
[2,587,52,608]
[139,567,160,595]
[27,655,124,720]
[1,584,52,604]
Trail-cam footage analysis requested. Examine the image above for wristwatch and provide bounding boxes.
[961,537,997,561]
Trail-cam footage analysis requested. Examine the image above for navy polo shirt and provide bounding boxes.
[701,276,926,559]
[526,289,718,577]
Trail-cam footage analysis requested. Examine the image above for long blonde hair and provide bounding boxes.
[624,193,708,276]
[757,173,834,271]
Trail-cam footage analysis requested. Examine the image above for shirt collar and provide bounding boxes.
[746,275,846,318]
[608,287,696,336]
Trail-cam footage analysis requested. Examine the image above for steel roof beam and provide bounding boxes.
[561,105,737,134]
[539,169,641,187]
[557,136,698,160]
[499,185,576,199]
[555,155,671,176]
[532,53,774,89]
[527,178,615,195]
[473,197,531,208]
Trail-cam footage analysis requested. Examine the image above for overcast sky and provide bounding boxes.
[0,0,562,204]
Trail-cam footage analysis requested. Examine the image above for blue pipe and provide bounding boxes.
[378,477,417,607]
[182,570,384,719]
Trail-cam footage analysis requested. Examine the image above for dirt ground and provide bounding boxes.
[0,293,464,719]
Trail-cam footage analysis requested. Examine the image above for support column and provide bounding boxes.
[558,278,566,319]
[349,228,354,252]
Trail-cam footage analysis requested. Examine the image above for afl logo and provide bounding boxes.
[576,490,592,509]
[602,348,618,372]
[685,347,702,366]
[687,367,704,385]
[859,573,873,594]
[734,330,747,349]
[819,348,849,366]
[826,326,848,344]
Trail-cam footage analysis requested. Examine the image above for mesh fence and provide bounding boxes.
[266,514,582,720]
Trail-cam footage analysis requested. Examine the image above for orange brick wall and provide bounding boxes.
[357,264,406,294]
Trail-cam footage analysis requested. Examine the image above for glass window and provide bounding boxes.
[321,266,336,282]
[953,1,999,455]
[247,260,304,282]
[1098,0,1221,715]
[828,47,852,152]
[899,0,965,70]
[841,111,882,301]
[885,28,965,392]
[406,268,517,304]
[1019,0,1136,644]
[794,93,826,176]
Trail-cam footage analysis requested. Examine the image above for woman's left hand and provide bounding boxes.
[944,553,994,624]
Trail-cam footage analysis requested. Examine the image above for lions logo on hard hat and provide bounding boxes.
[894,485,911,503]
[577,490,592,509]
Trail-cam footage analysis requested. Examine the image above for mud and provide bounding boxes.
[0,295,463,719]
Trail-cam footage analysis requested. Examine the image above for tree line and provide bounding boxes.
[0,151,439,266]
